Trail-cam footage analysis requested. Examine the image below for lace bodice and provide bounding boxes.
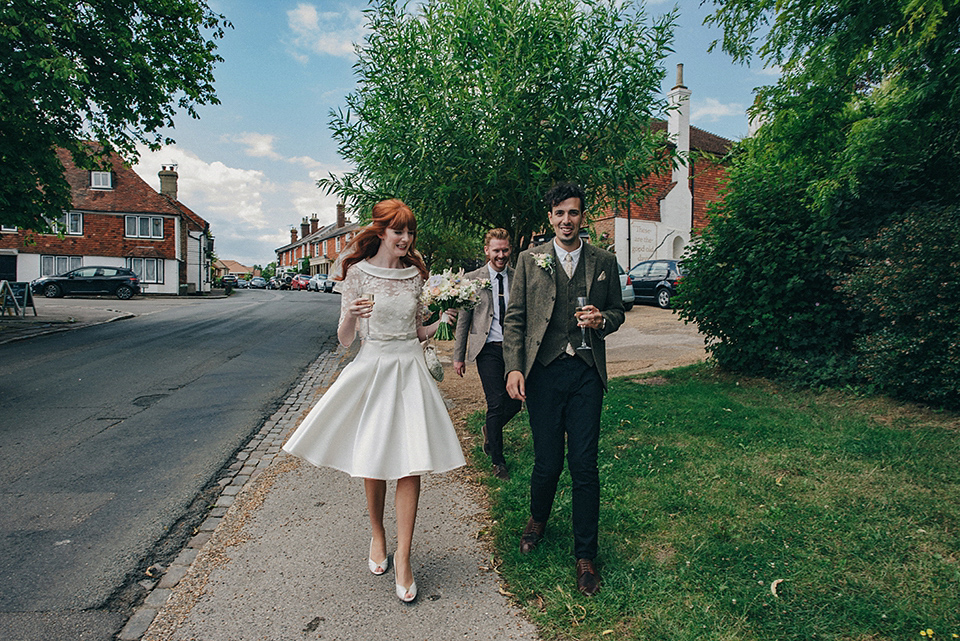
[336,261,424,340]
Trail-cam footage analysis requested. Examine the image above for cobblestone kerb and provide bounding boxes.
[117,337,356,641]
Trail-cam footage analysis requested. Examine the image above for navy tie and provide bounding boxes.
[497,272,506,329]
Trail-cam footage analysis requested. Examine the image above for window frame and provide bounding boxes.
[40,254,83,276]
[126,257,164,283]
[90,171,113,189]
[125,215,165,239]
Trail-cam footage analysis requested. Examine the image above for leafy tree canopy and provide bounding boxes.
[321,0,677,256]
[0,0,230,231]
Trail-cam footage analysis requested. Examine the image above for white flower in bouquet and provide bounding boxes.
[421,270,488,339]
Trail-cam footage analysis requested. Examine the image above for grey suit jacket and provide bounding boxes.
[453,265,514,363]
[503,242,624,388]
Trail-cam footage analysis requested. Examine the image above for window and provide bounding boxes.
[48,212,83,235]
[90,171,113,189]
[0,225,16,232]
[125,215,164,239]
[40,255,82,276]
[323,239,328,254]
[335,236,341,252]
[127,257,164,283]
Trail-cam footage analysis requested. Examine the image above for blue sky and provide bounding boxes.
[133,0,775,267]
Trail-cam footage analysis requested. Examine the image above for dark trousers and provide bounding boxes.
[476,341,522,466]
[525,356,603,560]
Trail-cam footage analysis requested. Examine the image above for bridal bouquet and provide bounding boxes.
[421,269,490,340]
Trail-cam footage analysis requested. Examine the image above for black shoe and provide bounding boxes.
[492,464,510,480]
[519,517,545,554]
[576,559,601,596]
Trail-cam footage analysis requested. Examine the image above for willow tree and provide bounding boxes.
[321,0,677,257]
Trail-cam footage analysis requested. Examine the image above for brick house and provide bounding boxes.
[0,150,213,294]
[213,259,258,281]
[275,204,359,278]
[591,65,733,270]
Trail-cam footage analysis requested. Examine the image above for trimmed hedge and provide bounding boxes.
[843,205,960,409]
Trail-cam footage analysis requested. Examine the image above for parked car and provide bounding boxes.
[236,277,250,288]
[220,274,238,289]
[290,274,311,290]
[307,273,326,292]
[618,264,635,311]
[249,276,267,289]
[31,266,141,300]
[274,273,293,290]
[628,259,683,309]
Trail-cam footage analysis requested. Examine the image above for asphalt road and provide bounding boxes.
[0,289,341,640]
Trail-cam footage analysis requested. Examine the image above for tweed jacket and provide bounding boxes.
[503,241,625,388]
[453,265,514,363]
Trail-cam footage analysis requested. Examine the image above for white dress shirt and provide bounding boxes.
[486,263,509,343]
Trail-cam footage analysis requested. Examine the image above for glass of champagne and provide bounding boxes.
[575,296,592,350]
[359,292,375,338]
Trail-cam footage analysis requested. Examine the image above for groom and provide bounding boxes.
[503,182,624,596]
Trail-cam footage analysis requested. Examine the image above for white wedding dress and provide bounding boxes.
[282,260,466,479]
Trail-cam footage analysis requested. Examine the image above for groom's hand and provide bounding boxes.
[506,371,526,401]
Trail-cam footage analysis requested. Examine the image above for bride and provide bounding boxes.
[282,199,465,603]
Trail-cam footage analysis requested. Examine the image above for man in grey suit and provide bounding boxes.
[453,228,521,480]
[504,183,624,596]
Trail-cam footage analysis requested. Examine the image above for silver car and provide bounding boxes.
[618,264,635,311]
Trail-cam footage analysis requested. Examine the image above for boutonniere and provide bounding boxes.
[533,253,554,274]
[478,279,492,290]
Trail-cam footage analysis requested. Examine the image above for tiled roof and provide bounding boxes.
[649,120,734,155]
[57,148,209,228]
[59,148,176,216]
[219,259,252,274]
[276,221,360,253]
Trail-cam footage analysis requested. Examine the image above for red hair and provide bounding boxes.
[338,199,429,280]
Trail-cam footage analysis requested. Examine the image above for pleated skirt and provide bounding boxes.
[282,338,466,480]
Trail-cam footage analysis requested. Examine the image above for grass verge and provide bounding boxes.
[474,364,959,640]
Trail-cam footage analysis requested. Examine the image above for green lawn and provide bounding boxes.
[474,364,959,641]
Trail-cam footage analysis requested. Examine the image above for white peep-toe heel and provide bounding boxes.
[368,538,389,575]
[396,579,417,603]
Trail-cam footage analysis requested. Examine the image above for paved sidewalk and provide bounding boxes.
[131,344,539,641]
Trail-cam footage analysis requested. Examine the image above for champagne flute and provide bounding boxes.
[359,291,375,337]
[575,296,592,350]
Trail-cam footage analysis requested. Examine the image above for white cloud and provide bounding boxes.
[226,132,284,160]
[691,97,745,123]
[286,2,366,60]
[132,144,355,266]
[756,64,783,78]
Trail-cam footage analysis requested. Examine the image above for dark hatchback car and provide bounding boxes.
[32,266,141,300]
[628,259,683,309]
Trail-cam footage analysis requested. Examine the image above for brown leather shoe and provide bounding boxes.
[576,559,601,596]
[492,464,510,480]
[519,517,545,554]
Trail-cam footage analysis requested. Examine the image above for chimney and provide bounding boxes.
[310,213,319,235]
[336,203,346,228]
[300,217,310,239]
[159,164,179,201]
[667,63,692,184]
[290,228,298,244]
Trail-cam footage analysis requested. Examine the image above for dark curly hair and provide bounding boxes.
[543,182,586,212]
